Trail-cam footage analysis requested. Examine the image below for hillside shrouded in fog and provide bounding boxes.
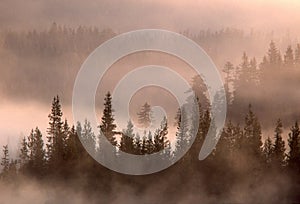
[1,0,300,203]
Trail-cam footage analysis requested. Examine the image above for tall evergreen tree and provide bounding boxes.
[137,102,152,128]
[294,43,300,66]
[1,145,10,177]
[263,136,273,164]
[19,136,29,173]
[99,92,117,146]
[267,41,282,68]
[284,45,294,67]
[153,117,169,153]
[174,107,189,160]
[273,119,285,167]
[222,62,234,104]
[66,125,82,161]
[46,95,65,171]
[120,120,135,154]
[28,127,46,177]
[243,105,263,160]
[287,121,300,171]
[81,119,96,155]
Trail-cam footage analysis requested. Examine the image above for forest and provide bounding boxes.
[0,24,300,203]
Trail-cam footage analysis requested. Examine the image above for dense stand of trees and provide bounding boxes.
[1,24,300,202]
[1,92,300,202]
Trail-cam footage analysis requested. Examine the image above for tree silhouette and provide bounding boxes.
[284,46,294,67]
[263,136,273,164]
[137,102,152,128]
[287,121,300,172]
[99,92,117,146]
[273,119,285,167]
[46,95,65,171]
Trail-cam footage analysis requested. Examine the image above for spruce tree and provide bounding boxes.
[137,102,152,128]
[262,137,273,164]
[287,121,300,171]
[120,120,135,154]
[27,128,45,177]
[19,136,29,173]
[99,92,117,146]
[81,119,96,155]
[46,95,65,171]
[284,45,294,67]
[66,125,81,161]
[222,62,234,104]
[267,41,281,68]
[243,105,262,157]
[174,108,189,160]
[1,145,10,177]
[294,43,300,66]
[273,119,285,167]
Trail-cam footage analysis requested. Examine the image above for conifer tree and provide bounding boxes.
[66,125,81,161]
[243,105,263,160]
[262,137,273,164]
[27,128,45,177]
[294,44,300,66]
[222,62,234,104]
[46,95,64,169]
[287,121,300,171]
[19,136,29,173]
[99,92,117,146]
[120,120,135,154]
[284,45,294,67]
[1,145,10,177]
[267,41,281,67]
[174,108,189,160]
[81,119,96,155]
[137,102,152,128]
[273,119,285,167]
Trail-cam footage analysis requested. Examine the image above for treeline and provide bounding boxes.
[2,23,115,57]
[220,41,300,127]
[1,93,300,202]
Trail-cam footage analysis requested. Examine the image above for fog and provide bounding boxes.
[0,0,300,33]
[0,1,300,202]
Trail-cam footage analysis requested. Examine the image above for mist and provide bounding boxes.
[1,0,300,203]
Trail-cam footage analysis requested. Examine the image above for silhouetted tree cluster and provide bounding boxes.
[3,22,115,57]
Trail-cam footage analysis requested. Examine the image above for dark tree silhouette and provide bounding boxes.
[99,92,117,146]
[273,119,285,167]
[137,102,152,128]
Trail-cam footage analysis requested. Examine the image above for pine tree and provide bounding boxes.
[120,120,135,154]
[19,136,29,173]
[287,121,300,171]
[81,119,96,155]
[99,92,117,146]
[46,95,67,174]
[222,62,234,104]
[66,125,81,161]
[284,45,294,67]
[137,102,152,128]
[191,75,209,109]
[294,44,300,66]
[27,127,45,177]
[243,105,263,160]
[33,128,45,176]
[273,119,285,167]
[174,108,189,160]
[215,120,236,159]
[267,41,281,68]
[146,131,154,154]
[153,117,169,153]
[249,57,259,85]
[1,145,10,177]
[262,137,273,164]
